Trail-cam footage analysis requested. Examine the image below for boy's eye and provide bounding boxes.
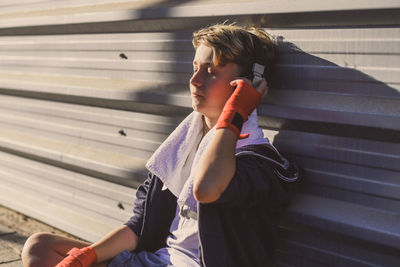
[191,66,214,76]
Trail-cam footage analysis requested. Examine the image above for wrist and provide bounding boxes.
[216,81,261,138]
[216,110,243,137]
[67,246,97,266]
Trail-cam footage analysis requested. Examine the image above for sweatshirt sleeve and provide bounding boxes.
[213,154,290,209]
[124,173,153,238]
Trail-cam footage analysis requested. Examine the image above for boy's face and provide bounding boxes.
[190,44,240,121]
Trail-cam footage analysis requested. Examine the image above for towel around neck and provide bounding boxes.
[145,110,270,198]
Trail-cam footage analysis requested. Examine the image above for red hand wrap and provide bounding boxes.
[55,247,97,267]
[216,80,261,139]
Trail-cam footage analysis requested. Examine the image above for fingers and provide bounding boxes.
[230,78,252,87]
[231,78,269,97]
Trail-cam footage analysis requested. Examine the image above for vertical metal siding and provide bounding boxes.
[0,1,399,266]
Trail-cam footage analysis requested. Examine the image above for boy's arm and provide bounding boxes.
[55,225,138,267]
[92,225,138,263]
[193,79,267,204]
[193,128,237,203]
[56,173,152,267]
[91,173,152,264]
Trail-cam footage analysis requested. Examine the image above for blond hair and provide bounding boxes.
[192,23,276,82]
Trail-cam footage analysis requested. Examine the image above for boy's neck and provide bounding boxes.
[202,115,217,136]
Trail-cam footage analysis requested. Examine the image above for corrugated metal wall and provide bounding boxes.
[0,1,399,266]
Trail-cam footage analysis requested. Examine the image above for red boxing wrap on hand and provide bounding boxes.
[55,246,97,267]
[216,80,261,139]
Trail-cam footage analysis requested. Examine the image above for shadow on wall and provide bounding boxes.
[268,37,400,265]
[268,36,400,199]
[272,36,399,97]
[266,36,399,149]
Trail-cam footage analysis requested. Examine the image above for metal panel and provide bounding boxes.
[0,150,136,242]
[1,0,399,29]
[0,0,399,265]
[0,94,183,187]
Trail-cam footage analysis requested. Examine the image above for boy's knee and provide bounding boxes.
[21,232,54,265]
[23,232,54,250]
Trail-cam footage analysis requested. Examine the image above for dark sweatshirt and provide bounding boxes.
[125,144,299,267]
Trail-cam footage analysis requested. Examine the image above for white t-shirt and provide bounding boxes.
[155,204,200,266]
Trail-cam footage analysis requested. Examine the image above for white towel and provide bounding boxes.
[145,110,270,217]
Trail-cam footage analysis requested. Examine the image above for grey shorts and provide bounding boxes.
[108,250,173,267]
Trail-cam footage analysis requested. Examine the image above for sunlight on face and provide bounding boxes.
[190,44,240,123]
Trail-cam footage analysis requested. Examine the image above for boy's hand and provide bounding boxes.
[55,246,97,267]
[237,77,268,97]
[216,78,267,139]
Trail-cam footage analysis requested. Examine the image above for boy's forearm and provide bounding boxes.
[92,225,138,263]
[193,128,237,203]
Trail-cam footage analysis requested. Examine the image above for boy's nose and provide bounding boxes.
[190,71,203,87]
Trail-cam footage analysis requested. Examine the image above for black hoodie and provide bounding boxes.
[125,143,299,267]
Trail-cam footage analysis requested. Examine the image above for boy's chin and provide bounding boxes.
[191,103,202,113]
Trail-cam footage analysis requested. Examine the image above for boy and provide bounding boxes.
[22,23,298,267]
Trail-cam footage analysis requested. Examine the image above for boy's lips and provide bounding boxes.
[191,92,204,98]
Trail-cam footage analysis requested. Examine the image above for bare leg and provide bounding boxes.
[21,232,90,267]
